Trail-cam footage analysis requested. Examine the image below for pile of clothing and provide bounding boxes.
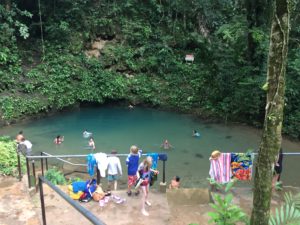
[68,179,97,202]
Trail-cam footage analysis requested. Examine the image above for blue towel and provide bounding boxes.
[147,153,159,169]
[158,153,168,161]
[72,181,87,193]
[87,154,96,177]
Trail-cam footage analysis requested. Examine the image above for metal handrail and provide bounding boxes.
[252,152,300,155]
[24,152,168,188]
[27,153,153,159]
[41,152,86,167]
[38,175,106,225]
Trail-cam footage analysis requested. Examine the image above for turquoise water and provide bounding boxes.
[1,106,300,187]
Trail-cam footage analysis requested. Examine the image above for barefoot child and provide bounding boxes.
[137,156,159,216]
[126,145,142,196]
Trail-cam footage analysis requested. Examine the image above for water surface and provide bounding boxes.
[1,106,299,187]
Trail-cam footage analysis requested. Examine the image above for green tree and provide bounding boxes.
[250,0,290,224]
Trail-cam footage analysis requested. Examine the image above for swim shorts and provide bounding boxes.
[128,175,138,186]
[107,174,119,182]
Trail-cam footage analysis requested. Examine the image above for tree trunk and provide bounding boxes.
[250,0,290,225]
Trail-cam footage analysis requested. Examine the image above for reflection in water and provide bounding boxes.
[0,106,299,188]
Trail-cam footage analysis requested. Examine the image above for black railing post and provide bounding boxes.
[17,153,22,181]
[26,157,31,188]
[41,152,44,176]
[40,176,105,225]
[162,160,166,183]
[96,168,101,185]
[39,176,47,225]
[32,160,36,187]
[45,157,48,170]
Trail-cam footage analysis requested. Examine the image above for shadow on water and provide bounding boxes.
[195,153,203,158]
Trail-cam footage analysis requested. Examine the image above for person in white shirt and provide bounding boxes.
[107,150,122,191]
[20,137,33,156]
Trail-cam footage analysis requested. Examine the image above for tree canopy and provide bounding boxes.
[0,0,300,139]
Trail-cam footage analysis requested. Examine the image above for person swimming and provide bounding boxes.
[193,130,200,137]
[161,139,173,150]
[83,130,93,138]
[54,135,64,144]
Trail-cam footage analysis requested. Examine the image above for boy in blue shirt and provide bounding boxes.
[126,145,142,196]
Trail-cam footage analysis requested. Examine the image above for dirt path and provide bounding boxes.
[0,176,211,225]
[0,176,40,225]
[1,176,298,225]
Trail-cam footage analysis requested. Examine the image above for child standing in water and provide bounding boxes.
[137,156,159,216]
[15,131,24,144]
[161,139,173,150]
[169,176,181,189]
[54,135,64,144]
[88,137,96,151]
[126,145,142,196]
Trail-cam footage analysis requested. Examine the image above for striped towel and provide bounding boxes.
[209,153,232,184]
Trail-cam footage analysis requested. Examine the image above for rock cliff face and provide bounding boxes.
[85,38,108,58]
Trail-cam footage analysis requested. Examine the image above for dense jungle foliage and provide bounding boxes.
[0,136,25,176]
[0,0,300,138]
